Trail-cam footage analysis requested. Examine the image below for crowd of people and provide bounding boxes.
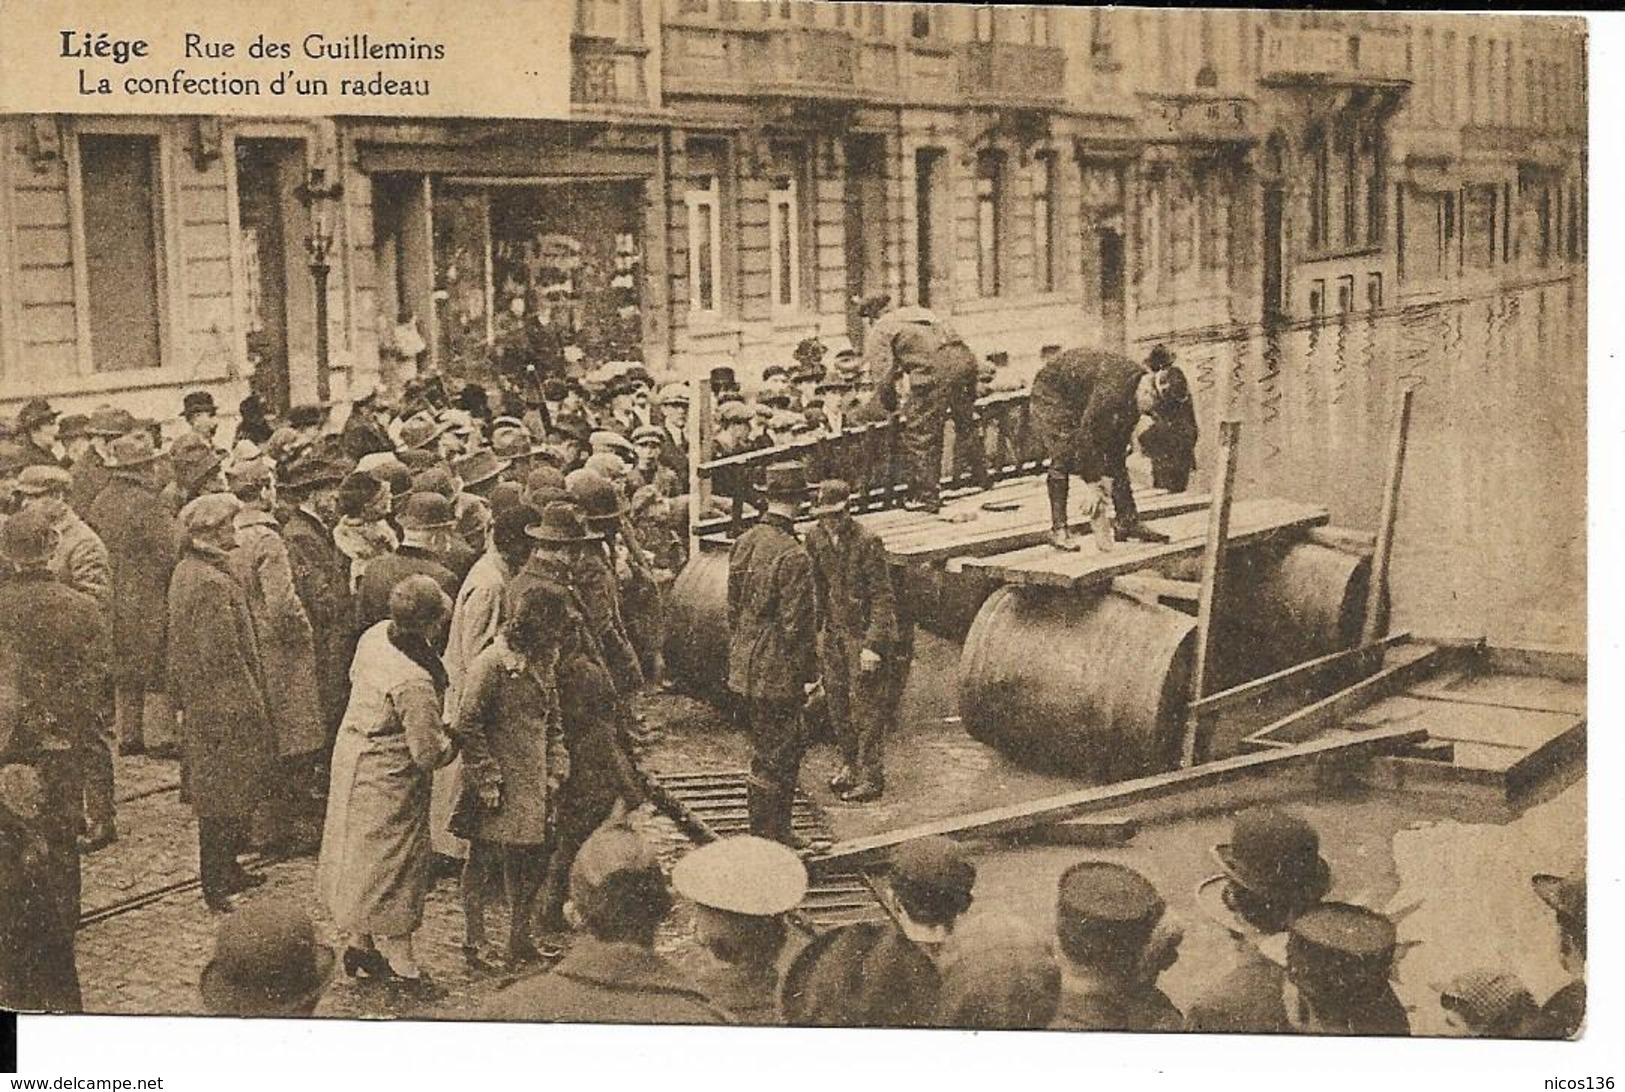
[0,295,1581,1038]
[190,810,1585,1037]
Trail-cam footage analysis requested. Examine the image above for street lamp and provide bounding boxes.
[296,166,344,405]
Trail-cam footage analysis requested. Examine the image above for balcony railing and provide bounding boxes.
[1260,27,1408,86]
[571,34,652,109]
[663,22,858,101]
[1141,93,1255,143]
[958,41,1067,108]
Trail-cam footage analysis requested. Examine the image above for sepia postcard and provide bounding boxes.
[0,0,1596,1083]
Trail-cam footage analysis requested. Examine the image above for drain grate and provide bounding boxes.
[645,769,889,930]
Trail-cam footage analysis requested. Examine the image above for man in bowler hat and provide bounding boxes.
[726,461,819,848]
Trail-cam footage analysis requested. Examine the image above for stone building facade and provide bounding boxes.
[0,5,1587,416]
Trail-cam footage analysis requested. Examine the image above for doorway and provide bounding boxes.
[1261,185,1285,324]
[1098,228,1125,348]
[235,138,310,413]
[915,147,951,308]
[844,134,887,349]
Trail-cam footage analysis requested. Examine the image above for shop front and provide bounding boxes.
[349,121,667,388]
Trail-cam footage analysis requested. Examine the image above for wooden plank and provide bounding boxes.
[882,491,1210,565]
[1363,385,1416,646]
[1112,574,1201,605]
[1306,526,1377,554]
[950,498,1329,590]
[811,723,1426,869]
[1189,632,1414,717]
[1242,643,1467,748]
[1406,673,1586,716]
[1483,644,1587,683]
[1183,419,1243,767]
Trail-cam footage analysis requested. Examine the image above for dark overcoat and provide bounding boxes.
[165,547,276,819]
[86,473,179,690]
[476,938,730,1025]
[231,509,326,757]
[1029,349,1145,482]
[280,504,354,730]
[726,513,817,702]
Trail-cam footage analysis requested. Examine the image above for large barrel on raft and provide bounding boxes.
[957,540,1374,778]
[960,587,1196,780]
[663,547,732,703]
[663,546,919,704]
[1167,540,1376,690]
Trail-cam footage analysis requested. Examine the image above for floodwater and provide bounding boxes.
[1162,275,1587,649]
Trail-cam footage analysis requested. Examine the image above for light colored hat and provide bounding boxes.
[179,493,242,537]
[14,465,72,496]
[671,835,808,917]
[656,383,691,407]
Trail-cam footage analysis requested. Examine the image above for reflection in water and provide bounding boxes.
[1172,276,1586,647]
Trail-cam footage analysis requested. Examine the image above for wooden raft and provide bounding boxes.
[852,481,1212,565]
[947,497,1330,590]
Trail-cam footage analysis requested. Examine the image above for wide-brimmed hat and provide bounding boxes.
[453,450,509,488]
[281,454,350,492]
[286,404,328,430]
[1212,806,1331,905]
[567,469,629,523]
[86,406,137,438]
[526,501,601,544]
[57,414,91,442]
[17,398,58,432]
[14,465,72,496]
[0,508,59,568]
[398,492,456,531]
[761,461,809,501]
[411,466,458,500]
[399,414,450,451]
[200,900,335,1017]
[103,431,167,469]
[170,435,226,492]
[490,427,541,461]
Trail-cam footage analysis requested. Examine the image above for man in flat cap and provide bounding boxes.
[168,493,277,911]
[805,479,899,803]
[672,834,808,1024]
[1053,861,1183,1031]
[16,465,115,849]
[228,459,326,856]
[477,810,729,1024]
[881,835,976,962]
[727,461,819,848]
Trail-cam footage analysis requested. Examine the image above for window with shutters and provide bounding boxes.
[78,133,167,372]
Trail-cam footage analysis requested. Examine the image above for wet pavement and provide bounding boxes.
[73,629,1583,1036]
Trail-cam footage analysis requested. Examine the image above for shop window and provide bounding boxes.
[1032,152,1056,293]
[768,178,800,312]
[975,150,1005,298]
[79,134,166,372]
[685,177,722,315]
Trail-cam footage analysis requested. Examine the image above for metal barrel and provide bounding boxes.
[959,586,1196,780]
[1215,542,1374,688]
[663,546,732,702]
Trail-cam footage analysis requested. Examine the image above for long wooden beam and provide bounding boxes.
[810,723,1426,869]
[1240,642,1469,749]
[1187,631,1414,717]
[1362,385,1416,647]
[1182,419,1243,767]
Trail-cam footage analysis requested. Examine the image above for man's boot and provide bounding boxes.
[1116,520,1172,545]
[1047,476,1080,552]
